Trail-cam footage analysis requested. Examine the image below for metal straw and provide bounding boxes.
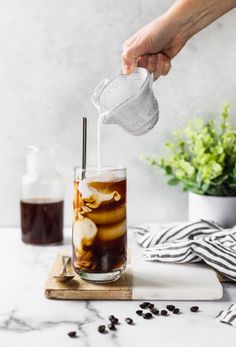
[82,117,87,180]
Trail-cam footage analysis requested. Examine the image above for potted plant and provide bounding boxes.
[143,104,236,227]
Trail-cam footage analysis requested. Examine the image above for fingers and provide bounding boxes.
[122,32,171,79]
[122,36,137,74]
[137,53,171,80]
[122,34,149,75]
[153,53,171,80]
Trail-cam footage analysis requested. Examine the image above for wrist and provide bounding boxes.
[165,0,236,42]
[162,5,194,43]
[160,11,190,47]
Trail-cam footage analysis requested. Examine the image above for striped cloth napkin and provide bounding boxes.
[216,304,236,327]
[134,219,236,327]
[134,220,236,281]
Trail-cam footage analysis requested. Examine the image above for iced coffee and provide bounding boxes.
[73,167,127,283]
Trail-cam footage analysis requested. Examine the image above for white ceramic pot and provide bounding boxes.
[188,192,236,228]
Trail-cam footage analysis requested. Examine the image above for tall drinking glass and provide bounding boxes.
[72,166,127,283]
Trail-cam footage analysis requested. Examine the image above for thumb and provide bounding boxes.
[122,35,147,74]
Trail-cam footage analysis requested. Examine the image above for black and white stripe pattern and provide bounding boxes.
[133,220,236,281]
[216,304,236,327]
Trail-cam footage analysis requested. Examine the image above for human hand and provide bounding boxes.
[122,15,187,80]
[122,0,236,80]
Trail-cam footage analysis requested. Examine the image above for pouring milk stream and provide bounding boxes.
[92,67,159,168]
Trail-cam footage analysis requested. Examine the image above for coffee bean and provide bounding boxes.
[143,312,153,319]
[139,302,149,309]
[148,303,154,309]
[108,323,116,331]
[190,306,199,312]
[173,308,180,314]
[109,315,115,321]
[125,318,133,325]
[110,317,119,325]
[136,310,143,316]
[98,325,106,333]
[161,310,168,316]
[166,305,175,311]
[150,308,159,315]
[68,331,77,338]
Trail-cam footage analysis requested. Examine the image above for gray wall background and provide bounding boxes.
[0,0,236,226]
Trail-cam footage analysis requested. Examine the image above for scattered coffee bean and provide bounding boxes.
[148,303,154,309]
[161,310,168,316]
[109,315,115,321]
[190,306,199,312]
[150,308,159,315]
[110,317,119,325]
[166,305,175,312]
[143,312,153,319]
[139,302,150,309]
[68,331,77,338]
[98,325,106,334]
[125,318,133,325]
[136,310,143,316]
[108,323,116,331]
[173,308,180,314]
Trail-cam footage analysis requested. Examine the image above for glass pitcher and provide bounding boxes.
[92,67,159,136]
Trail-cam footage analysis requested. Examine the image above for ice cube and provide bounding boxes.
[73,218,97,250]
[97,220,126,241]
[87,205,126,225]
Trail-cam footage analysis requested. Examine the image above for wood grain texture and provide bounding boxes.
[45,250,132,300]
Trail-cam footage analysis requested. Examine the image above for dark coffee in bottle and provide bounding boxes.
[21,199,64,245]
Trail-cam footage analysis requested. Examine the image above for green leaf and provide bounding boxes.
[165,165,173,175]
[141,104,236,196]
[168,177,179,186]
[201,183,210,192]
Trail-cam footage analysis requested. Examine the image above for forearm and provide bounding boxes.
[122,0,236,76]
[165,0,236,41]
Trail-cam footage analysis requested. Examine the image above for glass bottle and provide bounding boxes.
[20,146,64,245]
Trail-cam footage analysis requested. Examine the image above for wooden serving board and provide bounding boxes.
[45,249,223,300]
[45,250,132,300]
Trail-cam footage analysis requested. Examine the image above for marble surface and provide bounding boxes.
[1,228,236,347]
